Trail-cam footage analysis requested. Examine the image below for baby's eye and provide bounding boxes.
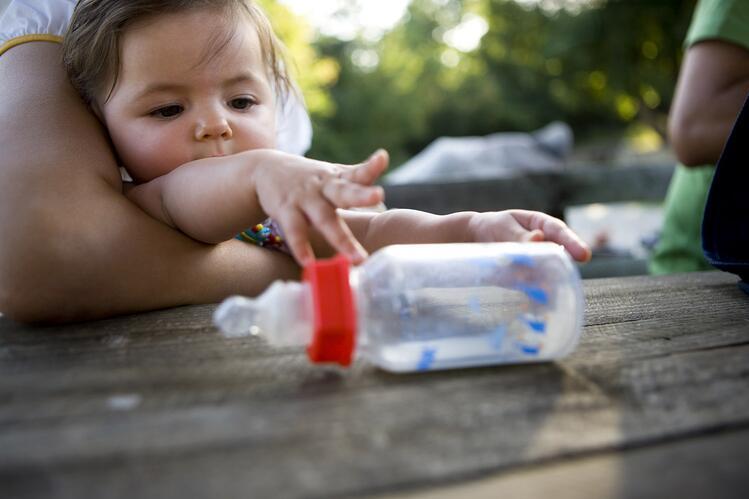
[229,97,256,110]
[150,105,183,118]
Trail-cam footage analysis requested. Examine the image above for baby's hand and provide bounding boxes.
[467,210,592,262]
[252,149,389,265]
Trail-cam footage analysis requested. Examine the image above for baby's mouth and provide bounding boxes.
[200,150,228,160]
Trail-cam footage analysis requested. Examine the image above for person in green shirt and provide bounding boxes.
[650,0,749,274]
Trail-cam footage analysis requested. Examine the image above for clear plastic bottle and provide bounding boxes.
[214,242,584,372]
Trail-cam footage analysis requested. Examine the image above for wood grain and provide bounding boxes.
[0,271,746,499]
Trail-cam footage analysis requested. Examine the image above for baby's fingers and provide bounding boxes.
[522,229,545,242]
[304,199,368,264]
[277,211,316,266]
[518,211,591,262]
[541,222,591,263]
[341,149,389,185]
[322,180,384,209]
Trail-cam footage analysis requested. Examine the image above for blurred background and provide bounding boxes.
[0,0,699,276]
[263,0,696,275]
[265,0,693,167]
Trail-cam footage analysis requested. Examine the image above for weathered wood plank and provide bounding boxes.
[0,273,743,425]
[0,273,741,395]
[374,428,749,499]
[382,164,675,215]
[0,271,746,499]
[0,342,747,498]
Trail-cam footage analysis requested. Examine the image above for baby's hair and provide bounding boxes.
[62,0,292,106]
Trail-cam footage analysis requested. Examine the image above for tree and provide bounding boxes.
[268,0,697,166]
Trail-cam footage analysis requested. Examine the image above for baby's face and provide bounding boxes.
[98,8,277,182]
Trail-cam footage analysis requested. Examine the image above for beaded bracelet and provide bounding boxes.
[235,218,289,254]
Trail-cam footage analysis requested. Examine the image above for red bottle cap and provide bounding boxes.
[303,254,356,366]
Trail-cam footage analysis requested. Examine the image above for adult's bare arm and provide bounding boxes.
[0,43,298,323]
[668,40,749,166]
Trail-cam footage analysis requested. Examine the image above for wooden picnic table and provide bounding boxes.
[0,270,747,499]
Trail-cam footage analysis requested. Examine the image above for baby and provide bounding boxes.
[62,0,591,268]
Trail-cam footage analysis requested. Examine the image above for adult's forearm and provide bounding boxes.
[0,170,299,323]
[668,40,749,166]
[0,43,298,322]
[1,183,299,322]
[669,80,749,165]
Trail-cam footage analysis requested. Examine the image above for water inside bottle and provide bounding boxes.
[356,244,582,372]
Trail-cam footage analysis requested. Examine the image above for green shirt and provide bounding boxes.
[650,0,749,274]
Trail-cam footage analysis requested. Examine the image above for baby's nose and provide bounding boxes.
[195,118,233,140]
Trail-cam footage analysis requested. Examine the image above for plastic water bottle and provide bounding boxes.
[213,242,584,372]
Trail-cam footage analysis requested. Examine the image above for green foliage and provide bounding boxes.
[264,0,697,166]
[257,0,339,116]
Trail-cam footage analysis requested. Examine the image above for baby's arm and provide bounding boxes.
[337,209,592,262]
[0,43,299,323]
[125,148,387,264]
